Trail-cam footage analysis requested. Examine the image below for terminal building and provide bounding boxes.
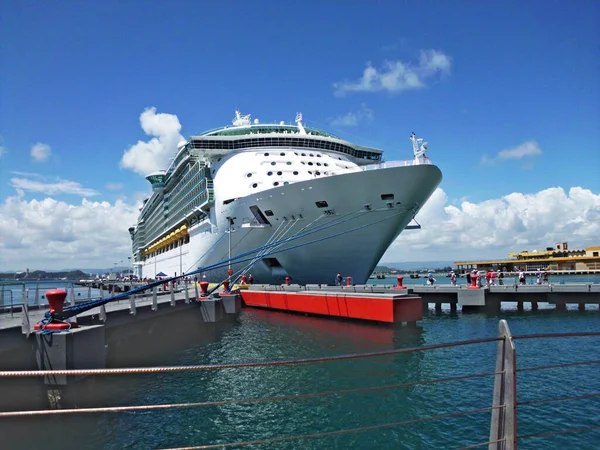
[455,242,600,273]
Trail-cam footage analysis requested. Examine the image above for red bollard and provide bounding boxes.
[199,281,209,297]
[394,275,407,289]
[468,274,479,289]
[46,289,67,314]
[346,276,353,286]
[227,269,234,277]
[285,276,291,286]
[34,289,79,330]
[223,280,231,292]
[241,275,247,284]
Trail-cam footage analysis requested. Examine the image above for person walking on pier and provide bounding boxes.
[450,270,457,286]
[519,270,526,285]
[336,272,343,286]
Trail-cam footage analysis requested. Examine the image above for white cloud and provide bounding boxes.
[382,186,600,262]
[0,146,6,158]
[330,104,374,127]
[333,49,451,96]
[120,107,184,176]
[0,195,139,271]
[482,141,542,165]
[105,182,124,191]
[31,142,52,162]
[9,177,99,196]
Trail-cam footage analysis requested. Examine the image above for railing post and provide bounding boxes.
[489,319,517,450]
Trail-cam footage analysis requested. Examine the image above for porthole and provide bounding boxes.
[308,171,312,174]
[309,153,314,157]
[277,171,282,175]
[324,163,329,166]
[252,183,258,188]
[264,152,270,156]
[280,152,285,156]
[301,153,306,156]
[271,162,276,165]
[267,171,273,176]
[308,162,313,166]
[293,171,299,175]
[283,181,289,185]
[246,173,252,177]
[301,161,306,165]
[338,157,342,160]
[294,152,298,156]
[315,171,321,176]
[317,154,322,158]
[286,161,292,165]
[316,162,321,166]
[273,182,279,186]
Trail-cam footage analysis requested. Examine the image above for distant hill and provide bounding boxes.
[0,270,89,280]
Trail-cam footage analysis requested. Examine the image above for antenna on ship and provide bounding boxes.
[295,112,307,135]
[410,132,428,163]
[232,109,251,127]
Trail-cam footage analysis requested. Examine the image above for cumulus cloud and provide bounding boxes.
[120,107,184,176]
[31,142,52,162]
[383,186,600,262]
[333,49,451,96]
[105,182,124,191]
[0,195,139,271]
[482,141,542,165]
[9,176,99,196]
[330,104,374,127]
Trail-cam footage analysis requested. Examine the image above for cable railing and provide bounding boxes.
[0,321,598,449]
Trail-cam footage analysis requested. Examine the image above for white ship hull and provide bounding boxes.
[139,162,442,285]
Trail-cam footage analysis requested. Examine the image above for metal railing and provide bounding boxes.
[0,320,598,449]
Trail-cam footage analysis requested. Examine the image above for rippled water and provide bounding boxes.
[3,303,599,450]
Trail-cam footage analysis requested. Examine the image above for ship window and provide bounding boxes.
[381,194,395,201]
[283,181,289,185]
[286,161,292,165]
[308,162,313,166]
[223,198,236,205]
[294,152,298,155]
[246,173,252,177]
[267,171,273,176]
[280,152,285,156]
[315,171,321,175]
[308,171,312,174]
[264,152,269,156]
[271,162,276,165]
[264,210,274,216]
[301,153,306,156]
[301,161,306,165]
[309,153,314,157]
[252,183,258,188]
[273,182,279,186]
[317,154,322,157]
[277,171,282,175]
[316,162,321,166]
[315,200,329,208]
[324,163,329,166]
[293,171,299,175]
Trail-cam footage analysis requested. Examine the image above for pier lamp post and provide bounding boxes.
[128,256,132,287]
[226,217,236,281]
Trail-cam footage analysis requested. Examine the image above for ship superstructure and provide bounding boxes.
[129,111,442,284]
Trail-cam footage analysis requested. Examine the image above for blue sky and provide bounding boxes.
[1,0,599,270]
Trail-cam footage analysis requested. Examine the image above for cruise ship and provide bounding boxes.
[129,111,442,285]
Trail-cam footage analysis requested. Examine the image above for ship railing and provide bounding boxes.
[1,320,598,449]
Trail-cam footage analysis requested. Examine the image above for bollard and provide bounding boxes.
[34,289,78,330]
[468,274,480,289]
[285,277,291,286]
[199,281,209,298]
[241,275,247,284]
[394,275,407,289]
[223,280,231,292]
[228,269,234,278]
[346,276,353,287]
